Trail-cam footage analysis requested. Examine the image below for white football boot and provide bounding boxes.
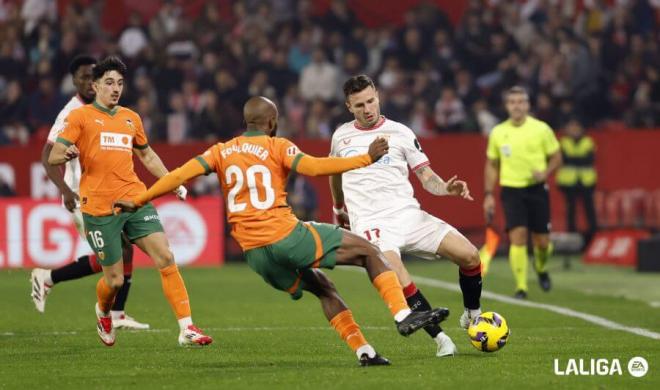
[178,325,213,346]
[95,303,116,346]
[30,269,52,313]
[112,313,150,330]
[435,332,458,357]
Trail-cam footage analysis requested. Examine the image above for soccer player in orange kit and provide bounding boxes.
[48,56,211,347]
[114,96,449,366]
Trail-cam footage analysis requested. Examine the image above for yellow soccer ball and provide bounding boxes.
[467,311,510,352]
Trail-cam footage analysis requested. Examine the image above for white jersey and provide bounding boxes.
[330,117,430,226]
[46,95,84,194]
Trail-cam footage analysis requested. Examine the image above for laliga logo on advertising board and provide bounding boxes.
[554,356,648,377]
[156,202,207,266]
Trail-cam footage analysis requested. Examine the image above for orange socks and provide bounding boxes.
[159,264,192,320]
[330,310,368,352]
[96,277,118,314]
[372,270,410,318]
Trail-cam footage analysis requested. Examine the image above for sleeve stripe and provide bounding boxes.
[195,156,213,175]
[291,153,305,172]
[133,143,149,150]
[56,137,73,146]
[411,160,431,172]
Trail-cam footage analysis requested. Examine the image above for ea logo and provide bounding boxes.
[157,202,207,265]
[627,357,648,378]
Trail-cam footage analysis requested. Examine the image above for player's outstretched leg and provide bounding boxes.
[111,236,149,330]
[382,251,456,357]
[301,269,390,366]
[334,231,449,336]
[134,232,212,346]
[30,254,102,313]
[435,231,483,330]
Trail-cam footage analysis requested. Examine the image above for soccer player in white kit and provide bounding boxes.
[30,55,149,329]
[330,75,483,357]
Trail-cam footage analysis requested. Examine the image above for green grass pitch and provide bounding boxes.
[1,258,659,389]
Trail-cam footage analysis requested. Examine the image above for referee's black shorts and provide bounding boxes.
[500,184,550,233]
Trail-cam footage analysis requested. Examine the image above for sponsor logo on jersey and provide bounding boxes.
[341,138,352,145]
[286,146,299,156]
[100,132,132,152]
[143,214,160,222]
[414,138,423,152]
[95,119,104,126]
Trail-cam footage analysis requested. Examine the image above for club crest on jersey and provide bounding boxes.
[100,132,133,152]
[126,119,135,130]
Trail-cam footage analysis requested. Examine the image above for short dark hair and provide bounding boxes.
[92,56,127,81]
[503,86,529,101]
[69,55,97,76]
[343,74,375,100]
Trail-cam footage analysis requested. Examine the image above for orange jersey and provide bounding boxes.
[57,102,149,216]
[197,130,303,250]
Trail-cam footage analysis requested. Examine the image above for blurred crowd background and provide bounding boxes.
[1,0,659,147]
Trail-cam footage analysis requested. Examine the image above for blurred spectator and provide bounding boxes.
[408,99,435,137]
[471,98,498,136]
[27,76,64,132]
[305,99,332,139]
[434,86,467,132]
[119,13,149,59]
[0,0,659,145]
[299,48,339,102]
[166,92,191,144]
[286,172,318,221]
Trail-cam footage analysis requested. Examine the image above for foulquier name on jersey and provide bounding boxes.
[221,143,270,161]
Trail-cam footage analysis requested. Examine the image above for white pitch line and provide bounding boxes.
[409,274,660,341]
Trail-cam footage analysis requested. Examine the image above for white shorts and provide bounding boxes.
[71,207,85,238]
[352,209,457,260]
[71,207,94,258]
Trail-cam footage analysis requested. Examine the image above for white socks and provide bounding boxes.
[356,344,376,359]
[45,270,53,286]
[467,308,481,318]
[394,309,412,322]
[178,316,193,330]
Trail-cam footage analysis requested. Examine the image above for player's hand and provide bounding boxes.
[64,145,80,161]
[532,170,548,182]
[445,175,473,200]
[333,204,351,229]
[483,194,496,220]
[174,185,187,201]
[367,137,389,162]
[113,200,138,214]
[62,189,79,212]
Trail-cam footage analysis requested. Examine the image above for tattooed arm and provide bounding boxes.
[414,165,473,200]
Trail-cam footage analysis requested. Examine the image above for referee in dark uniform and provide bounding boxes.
[483,86,562,299]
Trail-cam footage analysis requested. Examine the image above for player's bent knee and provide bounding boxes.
[465,249,481,269]
[154,249,175,268]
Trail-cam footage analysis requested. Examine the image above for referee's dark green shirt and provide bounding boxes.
[486,116,559,188]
